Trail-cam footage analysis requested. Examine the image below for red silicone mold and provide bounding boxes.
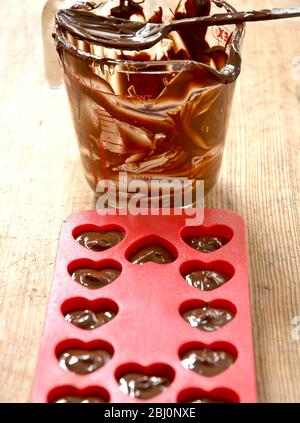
[31,209,257,403]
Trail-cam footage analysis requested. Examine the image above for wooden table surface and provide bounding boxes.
[0,0,299,403]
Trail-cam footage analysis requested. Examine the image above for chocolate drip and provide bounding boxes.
[58,348,112,374]
[185,236,227,253]
[72,268,121,289]
[182,305,234,331]
[129,245,174,264]
[65,309,116,329]
[75,230,124,251]
[184,270,229,290]
[119,372,171,399]
[181,348,235,376]
[54,395,107,403]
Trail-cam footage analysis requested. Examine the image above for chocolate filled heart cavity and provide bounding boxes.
[71,268,121,289]
[189,396,231,403]
[58,348,112,374]
[181,348,235,377]
[182,305,234,332]
[184,270,229,291]
[185,236,228,253]
[129,245,174,265]
[53,395,107,403]
[65,309,116,330]
[75,230,125,251]
[119,372,172,399]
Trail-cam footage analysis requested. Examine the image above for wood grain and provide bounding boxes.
[0,0,299,403]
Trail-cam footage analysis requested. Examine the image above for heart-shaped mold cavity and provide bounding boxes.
[56,340,114,375]
[73,224,125,251]
[48,386,110,403]
[115,363,175,400]
[177,387,239,403]
[181,225,233,253]
[180,260,234,291]
[179,299,236,332]
[68,259,121,289]
[179,342,237,377]
[61,298,118,330]
[126,235,177,265]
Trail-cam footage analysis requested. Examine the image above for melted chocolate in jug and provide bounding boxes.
[189,396,230,403]
[54,1,244,197]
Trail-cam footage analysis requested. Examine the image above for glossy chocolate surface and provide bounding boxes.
[58,348,112,374]
[182,305,234,331]
[185,236,227,253]
[129,245,174,264]
[184,270,229,290]
[75,230,124,251]
[181,348,235,376]
[119,372,171,399]
[65,309,116,329]
[54,1,292,52]
[72,267,121,289]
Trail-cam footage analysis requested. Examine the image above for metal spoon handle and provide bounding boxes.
[170,7,300,31]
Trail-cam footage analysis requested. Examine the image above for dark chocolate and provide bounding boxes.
[58,348,112,374]
[55,1,299,51]
[119,372,171,399]
[189,396,230,403]
[184,270,229,291]
[185,236,227,253]
[182,305,234,331]
[65,309,116,330]
[110,0,145,20]
[54,395,107,403]
[72,268,120,289]
[75,230,124,251]
[181,348,235,376]
[53,1,243,197]
[129,245,174,264]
